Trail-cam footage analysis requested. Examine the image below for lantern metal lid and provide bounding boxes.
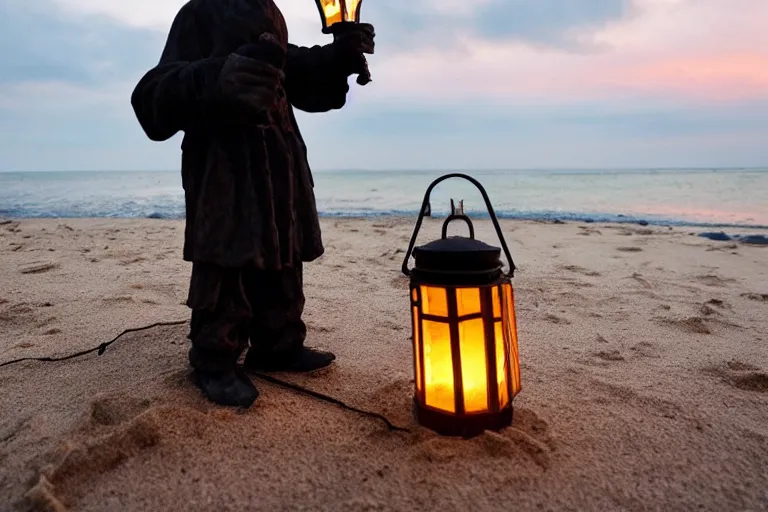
[411,201,503,284]
[402,175,516,282]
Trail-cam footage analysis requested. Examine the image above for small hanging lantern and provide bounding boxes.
[313,0,372,85]
[401,173,522,437]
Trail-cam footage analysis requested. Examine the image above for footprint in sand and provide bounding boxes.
[705,298,729,308]
[3,220,21,232]
[595,350,625,362]
[616,246,643,252]
[741,293,768,303]
[543,313,571,325]
[379,248,405,261]
[630,341,658,358]
[726,360,759,372]
[305,322,334,333]
[730,373,768,392]
[35,316,57,328]
[0,302,37,326]
[19,261,60,274]
[27,405,207,511]
[561,265,601,277]
[659,316,711,334]
[695,274,737,287]
[627,273,652,288]
[119,256,147,266]
[578,226,602,236]
[700,298,729,316]
[708,361,768,393]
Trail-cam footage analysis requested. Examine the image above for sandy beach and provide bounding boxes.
[1,217,767,511]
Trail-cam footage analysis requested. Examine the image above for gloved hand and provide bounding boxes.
[330,23,375,77]
[217,34,286,113]
[236,33,286,70]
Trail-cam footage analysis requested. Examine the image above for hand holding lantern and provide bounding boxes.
[314,0,374,85]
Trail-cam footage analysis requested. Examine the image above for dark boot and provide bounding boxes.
[192,368,259,407]
[187,263,255,405]
[240,264,335,373]
[243,346,336,373]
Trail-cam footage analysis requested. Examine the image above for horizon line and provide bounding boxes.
[1,166,767,173]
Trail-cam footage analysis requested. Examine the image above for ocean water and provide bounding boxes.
[0,169,766,228]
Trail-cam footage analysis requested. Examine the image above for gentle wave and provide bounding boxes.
[1,204,766,230]
[1,169,766,229]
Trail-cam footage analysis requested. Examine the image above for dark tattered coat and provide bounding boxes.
[131,0,351,269]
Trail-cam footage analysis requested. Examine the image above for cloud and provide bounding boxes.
[0,0,766,171]
[361,0,768,105]
[473,0,632,45]
[0,1,164,85]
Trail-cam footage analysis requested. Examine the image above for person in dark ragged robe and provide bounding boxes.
[130,0,375,408]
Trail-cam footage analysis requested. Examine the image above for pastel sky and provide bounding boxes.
[1,0,767,171]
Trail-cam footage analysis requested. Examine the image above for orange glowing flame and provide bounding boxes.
[318,0,361,26]
[345,0,361,21]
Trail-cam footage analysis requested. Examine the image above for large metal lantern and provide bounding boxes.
[313,0,372,85]
[401,174,522,437]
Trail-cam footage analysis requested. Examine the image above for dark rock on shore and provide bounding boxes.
[739,235,768,245]
[699,232,732,241]
[698,232,768,245]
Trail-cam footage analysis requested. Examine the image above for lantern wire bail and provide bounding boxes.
[443,199,474,240]
[401,173,516,278]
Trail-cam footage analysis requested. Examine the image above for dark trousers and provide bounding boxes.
[186,262,306,373]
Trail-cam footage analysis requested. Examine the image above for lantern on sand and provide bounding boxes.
[313,0,372,85]
[401,174,522,437]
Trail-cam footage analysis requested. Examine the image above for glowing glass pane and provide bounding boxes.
[503,283,522,397]
[459,318,488,412]
[492,286,501,317]
[421,286,448,317]
[317,0,343,25]
[412,306,422,397]
[422,320,454,412]
[494,321,509,408]
[456,287,481,316]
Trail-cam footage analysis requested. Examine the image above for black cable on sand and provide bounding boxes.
[0,320,411,433]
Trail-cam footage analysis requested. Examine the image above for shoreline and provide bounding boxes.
[2,214,768,231]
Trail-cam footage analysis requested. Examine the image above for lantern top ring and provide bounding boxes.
[401,173,516,278]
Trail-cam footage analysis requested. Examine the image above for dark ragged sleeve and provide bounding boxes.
[131,4,225,141]
[284,44,350,113]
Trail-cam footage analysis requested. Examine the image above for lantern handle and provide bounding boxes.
[401,173,517,278]
[441,199,475,239]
